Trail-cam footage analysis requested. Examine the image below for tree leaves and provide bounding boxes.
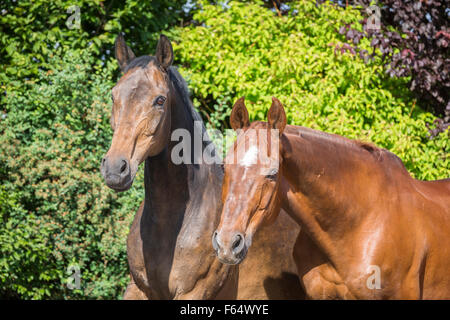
[174,0,449,180]
[336,0,450,132]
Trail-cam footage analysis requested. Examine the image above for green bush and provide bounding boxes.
[0,0,448,300]
[0,0,190,107]
[0,0,190,76]
[1,0,195,299]
[0,49,144,299]
[172,0,448,180]
[0,186,58,299]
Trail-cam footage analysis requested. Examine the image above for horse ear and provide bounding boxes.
[115,34,135,72]
[230,97,250,130]
[155,34,173,70]
[267,97,286,135]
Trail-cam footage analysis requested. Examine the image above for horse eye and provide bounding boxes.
[111,94,114,102]
[155,96,166,106]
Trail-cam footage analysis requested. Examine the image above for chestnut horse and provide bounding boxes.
[100,35,302,299]
[213,97,450,299]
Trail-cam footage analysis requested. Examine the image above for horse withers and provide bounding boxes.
[213,97,450,299]
[100,35,302,299]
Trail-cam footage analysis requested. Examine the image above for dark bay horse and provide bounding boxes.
[100,35,302,299]
[213,97,450,299]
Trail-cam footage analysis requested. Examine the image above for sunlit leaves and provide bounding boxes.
[173,0,449,180]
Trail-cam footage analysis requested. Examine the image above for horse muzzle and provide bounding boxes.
[101,155,133,191]
[212,230,248,265]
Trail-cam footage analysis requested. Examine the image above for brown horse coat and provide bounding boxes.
[101,36,302,299]
[214,97,450,299]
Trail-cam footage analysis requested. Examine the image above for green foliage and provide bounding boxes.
[0,49,144,299]
[0,0,448,300]
[0,0,188,299]
[0,187,58,299]
[173,0,449,180]
[0,0,189,103]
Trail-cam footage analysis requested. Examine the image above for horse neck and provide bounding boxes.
[142,74,223,232]
[278,129,385,257]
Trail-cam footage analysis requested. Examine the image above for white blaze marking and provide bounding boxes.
[240,145,258,167]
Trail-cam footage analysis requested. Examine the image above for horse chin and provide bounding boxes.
[105,167,137,192]
[217,254,246,266]
[216,245,248,265]
[106,178,134,192]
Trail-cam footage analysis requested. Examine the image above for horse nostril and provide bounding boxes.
[101,158,106,166]
[120,160,128,174]
[232,233,244,254]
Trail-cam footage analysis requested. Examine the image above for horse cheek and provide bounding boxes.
[145,110,163,136]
